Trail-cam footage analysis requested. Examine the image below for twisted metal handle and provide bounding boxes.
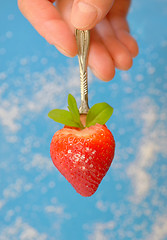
[75,29,90,114]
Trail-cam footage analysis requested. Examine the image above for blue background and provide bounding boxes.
[0,0,167,239]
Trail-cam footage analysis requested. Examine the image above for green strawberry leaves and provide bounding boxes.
[48,109,76,127]
[48,94,113,129]
[67,94,81,126]
[48,94,84,129]
[86,102,113,127]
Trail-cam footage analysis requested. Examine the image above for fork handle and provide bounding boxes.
[75,29,90,114]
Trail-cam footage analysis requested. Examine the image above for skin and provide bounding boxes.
[18,0,139,81]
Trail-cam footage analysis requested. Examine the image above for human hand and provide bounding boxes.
[18,0,138,81]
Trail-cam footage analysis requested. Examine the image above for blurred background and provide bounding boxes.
[0,0,167,239]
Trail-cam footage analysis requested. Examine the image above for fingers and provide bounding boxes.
[56,0,74,32]
[18,0,77,57]
[71,0,114,30]
[107,0,139,59]
[109,16,139,58]
[96,19,133,71]
[56,0,136,81]
[18,0,139,82]
[88,29,115,81]
[57,0,116,81]
[116,30,139,57]
[108,0,131,18]
[90,18,138,81]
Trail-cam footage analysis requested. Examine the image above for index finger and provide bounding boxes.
[18,0,77,57]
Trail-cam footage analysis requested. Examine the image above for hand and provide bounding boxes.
[18,0,139,81]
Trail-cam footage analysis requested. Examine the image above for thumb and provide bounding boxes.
[71,0,114,30]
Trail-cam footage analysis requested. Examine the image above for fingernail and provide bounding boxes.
[71,1,98,29]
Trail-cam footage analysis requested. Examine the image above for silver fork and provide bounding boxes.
[75,29,90,114]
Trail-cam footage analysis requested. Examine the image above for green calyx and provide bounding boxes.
[48,94,113,129]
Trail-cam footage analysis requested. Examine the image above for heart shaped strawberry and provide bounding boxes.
[48,94,115,197]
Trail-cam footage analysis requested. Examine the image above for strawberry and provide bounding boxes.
[48,94,115,197]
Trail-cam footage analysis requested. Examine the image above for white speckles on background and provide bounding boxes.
[0,218,48,240]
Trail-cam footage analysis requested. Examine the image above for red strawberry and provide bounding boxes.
[48,94,115,197]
